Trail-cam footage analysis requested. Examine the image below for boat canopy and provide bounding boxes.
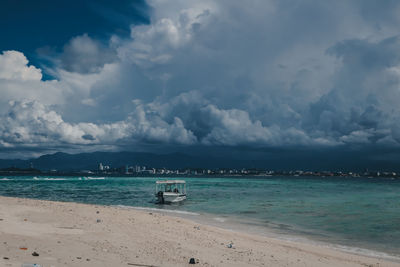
[155,179,187,203]
[156,180,186,184]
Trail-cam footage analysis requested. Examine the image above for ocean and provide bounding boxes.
[1,175,399,259]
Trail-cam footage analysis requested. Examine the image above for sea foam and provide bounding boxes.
[32,177,67,181]
[84,177,106,180]
[115,205,200,216]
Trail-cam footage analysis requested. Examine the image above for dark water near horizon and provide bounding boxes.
[1,175,400,258]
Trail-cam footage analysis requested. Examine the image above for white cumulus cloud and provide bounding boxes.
[3,0,400,156]
[0,51,42,81]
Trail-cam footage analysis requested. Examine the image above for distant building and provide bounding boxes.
[125,165,129,174]
[135,165,141,173]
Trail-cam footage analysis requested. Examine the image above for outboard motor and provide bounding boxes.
[157,191,164,204]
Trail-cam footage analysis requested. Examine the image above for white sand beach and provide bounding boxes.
[0,196,398,267]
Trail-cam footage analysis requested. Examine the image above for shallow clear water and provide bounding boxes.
[1,175,399,257]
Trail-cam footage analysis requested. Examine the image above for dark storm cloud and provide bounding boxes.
[305,36,400,145]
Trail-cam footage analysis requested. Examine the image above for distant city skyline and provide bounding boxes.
[2,160,398,179]
[2,1,400,169]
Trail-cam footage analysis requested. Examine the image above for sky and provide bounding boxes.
[1,0,400,169]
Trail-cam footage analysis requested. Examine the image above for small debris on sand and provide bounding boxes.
[189,257,198,264]
[32,252,39,256]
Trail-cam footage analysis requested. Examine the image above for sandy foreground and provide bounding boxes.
[0,196,398,267]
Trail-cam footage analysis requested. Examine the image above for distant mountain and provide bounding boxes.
[1,148,400,172]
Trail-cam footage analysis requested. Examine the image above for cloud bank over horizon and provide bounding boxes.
[2,0,400,158]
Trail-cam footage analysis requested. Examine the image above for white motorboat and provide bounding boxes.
[155,180,186,203]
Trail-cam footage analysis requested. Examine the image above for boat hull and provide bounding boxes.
[156,193,186,203]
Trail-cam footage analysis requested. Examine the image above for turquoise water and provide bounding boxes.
[1,176,400,257]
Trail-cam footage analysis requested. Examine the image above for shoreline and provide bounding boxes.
[0,196,399,266]
[119,205,400,263]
